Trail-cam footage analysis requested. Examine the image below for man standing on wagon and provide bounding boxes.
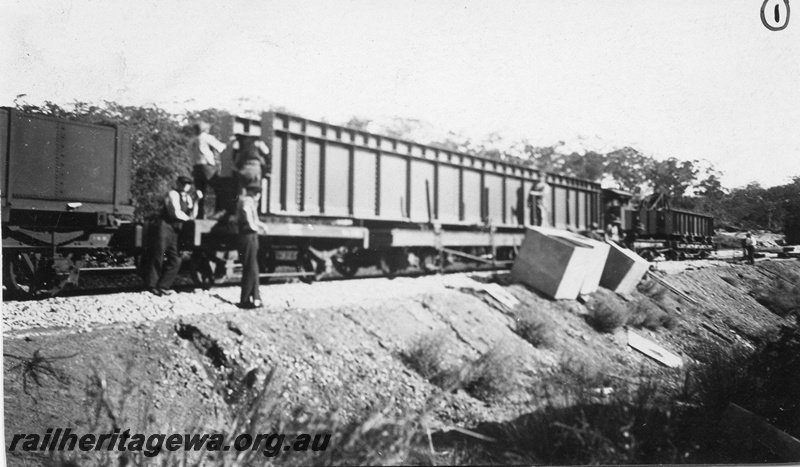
[189,122,228,219]
[529,170,551,227]
[232,134,270,195]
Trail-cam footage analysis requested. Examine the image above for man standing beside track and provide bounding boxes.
[236,184,268,308]
[145,175,198,296]
[745,232,756,265]
[189,122,228,219]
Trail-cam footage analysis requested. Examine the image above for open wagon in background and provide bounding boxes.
[1,108,142,298]
[603,188,715,261]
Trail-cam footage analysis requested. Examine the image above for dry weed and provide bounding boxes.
[515,313,556,348]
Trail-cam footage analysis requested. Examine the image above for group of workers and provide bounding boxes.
[144,122,269,308]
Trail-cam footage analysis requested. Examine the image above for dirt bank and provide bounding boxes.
[4,260,799,465]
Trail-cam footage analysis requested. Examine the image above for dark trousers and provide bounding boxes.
[146,221,182,289]
[746,245,755,265]
[239,232,261,304]
[193,164,218,219]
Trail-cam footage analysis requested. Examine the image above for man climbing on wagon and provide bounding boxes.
[232,134,270,195]
[189,122,228,219]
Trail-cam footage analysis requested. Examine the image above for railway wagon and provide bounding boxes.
[1,107,139,297]
[603,189,715,260]
[189,111,604,282]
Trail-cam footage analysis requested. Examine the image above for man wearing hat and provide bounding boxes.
[145,175,198,296]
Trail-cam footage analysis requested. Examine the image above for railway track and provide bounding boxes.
[2,261,510,302]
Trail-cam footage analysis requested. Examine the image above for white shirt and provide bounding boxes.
[530,180,551,227]
[190,132,227,166]
[165,190,196,221]
[237,195,260,233]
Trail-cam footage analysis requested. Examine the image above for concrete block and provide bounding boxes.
[600,241,650,294]
[542,229,610,295]
[511,227,597,299]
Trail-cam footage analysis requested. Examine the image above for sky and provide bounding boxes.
[3,0,799,189]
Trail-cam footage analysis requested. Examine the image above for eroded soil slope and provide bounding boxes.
[4,260,798,465]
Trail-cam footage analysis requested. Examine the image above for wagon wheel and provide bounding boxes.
[189,250,216,290]
[420,250,443,274]
[3,253,69,299]
[332,253,359,278]
[379,252,399,279]
[665,250,679,262]
[296,250,324,284]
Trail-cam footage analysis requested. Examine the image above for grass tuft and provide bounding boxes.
[401,331,451,384]
[637,279,668,303]
[751,276,800,318]
[627,299,674,331]
[587,295,629,333]
[460,345,517,401]
[515,313,556,348]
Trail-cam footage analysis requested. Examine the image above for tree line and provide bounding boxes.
[350,115,799,237]
[13,100,800,240]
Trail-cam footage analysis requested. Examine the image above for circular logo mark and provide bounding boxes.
[761,0,790,31]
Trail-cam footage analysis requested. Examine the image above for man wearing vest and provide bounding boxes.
[145,175,198,296]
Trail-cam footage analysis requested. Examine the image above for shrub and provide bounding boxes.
[401,331,452,386]
[751,277,800,318]
[683,341,753,414]
[586,294,629,333]
[56,367,434,467]
[460,346,516,401]
[516,313,556,348]
[627,299,673,331]
[637,279,668,303]
[438,368,698,465]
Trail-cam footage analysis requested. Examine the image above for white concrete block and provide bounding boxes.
[540,229,610,295]
[600,241,650,294]
[511,227,598,299]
